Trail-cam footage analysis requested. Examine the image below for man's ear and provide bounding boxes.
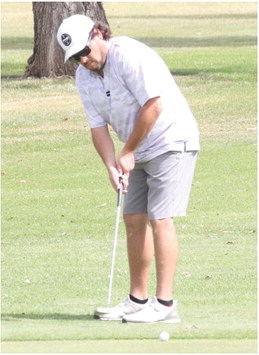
[93,28,103,39]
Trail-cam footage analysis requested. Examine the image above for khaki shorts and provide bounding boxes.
[123,150,198,220]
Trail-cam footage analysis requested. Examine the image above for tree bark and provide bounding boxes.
[25,2,108,78]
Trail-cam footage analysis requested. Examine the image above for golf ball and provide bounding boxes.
[159,331,170,341]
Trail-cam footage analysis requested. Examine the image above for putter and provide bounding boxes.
[107,179,123,305]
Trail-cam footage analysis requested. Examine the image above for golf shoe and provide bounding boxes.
[94,295,150,321]
[122,296,181,323]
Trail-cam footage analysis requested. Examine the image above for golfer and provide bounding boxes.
[57,15,199,323]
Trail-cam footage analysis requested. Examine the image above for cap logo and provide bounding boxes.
[61,33,72,46]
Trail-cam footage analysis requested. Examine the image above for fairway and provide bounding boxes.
[1,1,257,354]
[2,339,257,353]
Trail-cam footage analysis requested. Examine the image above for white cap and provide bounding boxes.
[57,15,94,63]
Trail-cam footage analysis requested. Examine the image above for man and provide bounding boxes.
[57,14,199,323]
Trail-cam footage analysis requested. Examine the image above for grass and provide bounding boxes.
[2,339,257,354]
[1,1,257,353]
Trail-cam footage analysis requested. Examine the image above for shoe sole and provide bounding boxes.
[94,314,123,321]
[122,318,181,324]
[95,314,181,323]
[94,311,109,316]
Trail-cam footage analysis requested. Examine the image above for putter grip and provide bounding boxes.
[117,180,123,207]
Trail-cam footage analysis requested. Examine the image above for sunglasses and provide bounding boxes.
[69,45,91,63]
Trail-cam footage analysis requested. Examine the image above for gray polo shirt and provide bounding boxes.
[76,36,200,162]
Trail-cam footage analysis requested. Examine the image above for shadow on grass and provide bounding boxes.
[170,65,256,77]
[1,37,33,50]
[137,36,257,48]
[2,313,96,321]
[108,14,257,20]
[2,35,257,51]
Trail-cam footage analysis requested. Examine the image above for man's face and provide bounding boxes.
[78,29,108,73]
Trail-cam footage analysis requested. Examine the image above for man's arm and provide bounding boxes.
[91,125,126,191]
[117,96,162,174]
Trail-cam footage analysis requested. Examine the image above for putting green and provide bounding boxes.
[1,338,257,353]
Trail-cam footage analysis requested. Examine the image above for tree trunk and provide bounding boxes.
[25,2,108,78]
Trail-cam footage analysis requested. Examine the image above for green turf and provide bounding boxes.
[1,339,257,354]
[1,2,257,354]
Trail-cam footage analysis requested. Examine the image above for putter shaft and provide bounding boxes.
[107,181,123,305]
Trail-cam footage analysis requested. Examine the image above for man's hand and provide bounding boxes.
[108,165,128,193]
[117,150,135,175]
[116,150,135,193]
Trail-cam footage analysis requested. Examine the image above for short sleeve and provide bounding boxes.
[117,42,168,106]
